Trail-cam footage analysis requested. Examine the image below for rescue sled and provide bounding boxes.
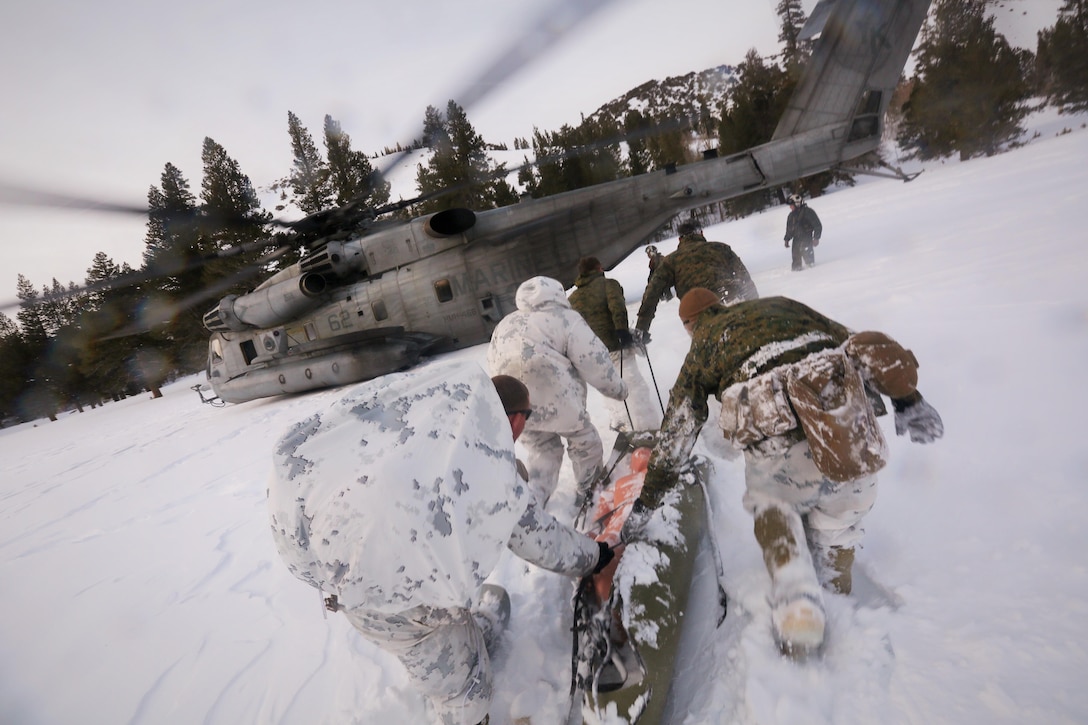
[567,432,718,724]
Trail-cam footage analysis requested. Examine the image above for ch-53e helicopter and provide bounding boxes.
[3,0,926,406]
[200,0,930,404]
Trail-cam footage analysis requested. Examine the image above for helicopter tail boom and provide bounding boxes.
[772,0,931,153]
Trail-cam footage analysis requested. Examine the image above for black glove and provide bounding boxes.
[615,328,634,349]
[592,541,616,574]
[893,392,944,444]
[784,240,790,248]
[631,328,651,347]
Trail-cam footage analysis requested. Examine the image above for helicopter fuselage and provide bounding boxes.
[203,0,931,404]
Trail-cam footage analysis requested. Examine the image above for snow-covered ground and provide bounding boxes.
[2,109,1088,725]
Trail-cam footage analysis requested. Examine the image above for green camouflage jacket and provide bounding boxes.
[636,235,758,331]
[641,296,852,507]
[568,270,629,351]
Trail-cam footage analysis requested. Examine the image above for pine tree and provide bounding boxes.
[15,275,48,350]
[1036,0,1088,112]
[324,115,391,209]
[200,136,273,287]
[84,251,124,311]
[521,116,625,199]
[38,321,93,413]
[188,137,273,368]
[9,276,95,418]
[0,312,31,424]
[719,50,792,154]
[491,176,520,208]
[286,111,333,214]
[776,0,812,73]
[0,312,16,339]
[415,101,505,213]
[718,50,793,216]
[35,278,83,336]
[78,257,145,403]
[644,118,693,171]
[446,100,493,207]
[624,109,653,176]
[898,0,1031,160]
[14,274,57,420]
[420,105,447,148]
[143,163,201,291]
[139,162,206,372]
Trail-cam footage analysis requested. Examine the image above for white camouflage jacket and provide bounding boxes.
[487,276,627,434]
[267,361,600,614]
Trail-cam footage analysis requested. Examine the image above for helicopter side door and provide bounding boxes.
[395,248,507,348]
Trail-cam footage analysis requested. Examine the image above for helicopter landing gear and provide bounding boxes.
[191,383,225,407]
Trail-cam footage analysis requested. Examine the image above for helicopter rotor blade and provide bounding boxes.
[98,243,297,340]
[0,0,630,329]
[0,181,152,217]
[0,232,292,314]
[0,179,299,233]
[374,0,619,181]
[382,111,695,216]
[248,0,621,236]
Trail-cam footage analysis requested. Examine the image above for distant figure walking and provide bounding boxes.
[645,246,672,301]
[783,194,822,271]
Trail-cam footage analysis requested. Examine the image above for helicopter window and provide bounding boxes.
[434,279,454,303]
[372,300,389,321]
[304,321,318,341]
[210,338,224,363]
[847,115,879,142]
[240,339,258,365]
[856,89,882,116]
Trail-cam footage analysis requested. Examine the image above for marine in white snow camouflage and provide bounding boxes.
[268,361,604,724]
[487,276,628,505]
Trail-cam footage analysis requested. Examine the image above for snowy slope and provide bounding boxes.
[2,111,1087,725]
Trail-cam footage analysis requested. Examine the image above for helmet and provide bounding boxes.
[787,194,803,206]
[678,288,720,325]
[645,245,658,256]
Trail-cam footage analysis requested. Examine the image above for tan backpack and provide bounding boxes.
[785,349,888,482]
[718,331,919,482]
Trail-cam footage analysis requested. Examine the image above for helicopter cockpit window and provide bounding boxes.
[372,300,389,321]
[434,279,454,303]
[210,337,224,363]
[240,339,258,365]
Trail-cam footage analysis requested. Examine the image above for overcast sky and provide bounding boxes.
[0,0,1059,300]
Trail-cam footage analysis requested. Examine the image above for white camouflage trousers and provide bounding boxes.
[603,349,662,432]
[519,421,603,506]
[343,603,492,725]
[742,438,878,604]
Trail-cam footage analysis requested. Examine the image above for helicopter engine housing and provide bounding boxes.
[203,271,328,332]
[302,208,477,279]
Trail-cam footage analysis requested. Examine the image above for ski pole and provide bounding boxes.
[619,346,635,430]
[642,342,666,415]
